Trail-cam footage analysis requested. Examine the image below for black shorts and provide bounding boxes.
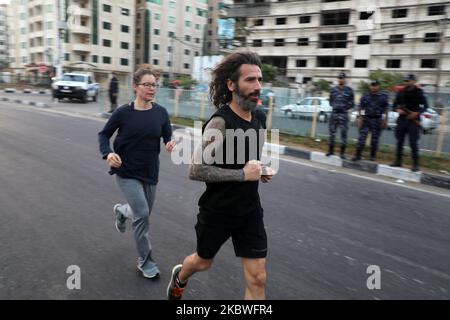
[195,214,267,259]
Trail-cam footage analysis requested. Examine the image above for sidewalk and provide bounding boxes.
[1,93,449,191]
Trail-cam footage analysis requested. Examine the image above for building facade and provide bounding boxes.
[226,0,450,87]
[0,4,9,68]
[8,0,135,85]
[134,0,208,80]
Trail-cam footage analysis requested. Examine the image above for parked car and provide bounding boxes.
[351,108,440,134]
[280,97,331,122]
[387,107,440,134]
[258,89,276,113]
[51,72,99,103]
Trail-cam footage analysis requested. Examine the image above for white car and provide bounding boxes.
[280,97,332,122]
[387,107,440,134]
[351,108,440,134]
[52,73,99,103]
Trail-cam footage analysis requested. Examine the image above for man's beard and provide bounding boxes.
[235,85,259,112]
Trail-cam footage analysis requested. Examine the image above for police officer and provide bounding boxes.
[352,80,389,162]
[327,72,354,159]
[390,74,428,172]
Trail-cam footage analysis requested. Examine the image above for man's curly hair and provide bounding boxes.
[209,52,262,109]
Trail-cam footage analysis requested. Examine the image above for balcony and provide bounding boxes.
[79,8,91,17]
[70,26,90,35]
[72,43,91,52]
[226,2,271,18]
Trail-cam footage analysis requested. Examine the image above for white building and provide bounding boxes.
[8,0,135,85]
[134,0,209,80]
[0,4,8,67]
[226,0,450,87]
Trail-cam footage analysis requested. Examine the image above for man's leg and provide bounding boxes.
[339,114,349,159]
[391,119,406,166]
[242,258,266,300]
[353,119,369,161]
[370,119,382,160]
[327,113,337,156]
[408,123,421,171]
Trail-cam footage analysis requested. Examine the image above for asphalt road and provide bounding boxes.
[2,90,449,153]
[0,100,449,300]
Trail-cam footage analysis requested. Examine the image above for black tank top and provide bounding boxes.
[198,105,267,227]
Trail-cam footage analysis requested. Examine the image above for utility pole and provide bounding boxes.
[433,11,448,106]
[56,0,66,79]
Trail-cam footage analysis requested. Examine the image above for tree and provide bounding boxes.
[312,79,331,95]
[358,70,404,94]
[261,64,279,84]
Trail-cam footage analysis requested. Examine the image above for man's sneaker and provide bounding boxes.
[138,263,160,279]
[167,264,186,300]
[113,204,127,233]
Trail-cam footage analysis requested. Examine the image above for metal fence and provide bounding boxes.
[150,87,449,156]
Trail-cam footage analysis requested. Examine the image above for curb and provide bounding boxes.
[0,96,50,108]
[3,99,450,191]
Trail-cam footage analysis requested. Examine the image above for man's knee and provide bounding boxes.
[192,253,213,271]
[247,269,267,287]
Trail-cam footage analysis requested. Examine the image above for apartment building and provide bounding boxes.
[134,0,208,80]
[226,0,450,86]
[8,0,135,85]
[0,4,8,67]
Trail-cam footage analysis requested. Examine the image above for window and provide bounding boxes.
[168,31,175,38]
[120,58,128,66]
[392,9,407,18]
[167,46,172,52]
[299,15,311,23]
[149,0,162,4]
[65,53,70,61]
[296,59,307,67]
[169,16,175,24]
[253,39,262,47]
[357,35,370,44]
[103,22,112,30]
[321,10,350,25]
[195,38,200,43]
[274,39,285,46]
[424,33,441,42]
[428,5,445,16]
[185,21,192,27]
[276,17,286,25]
[185,35,191,42]
[389,34,404,44]
[154,13,161,20]
[46,21,53,29]
[103,4,112,13]
[319,33,347,48]
[297,38,309,46]
[121,8,130,16]
[359,11,373,20]
[186,6,192,13]
[167,61,172,67]
[92,55,98,63]
[153,59,159,65]
[103,56,111,64]
[121,25,129,33]
[184,49,190,55]
[184,63,190,69]
[154,29,160,35]
[317,56,345,68]
[121,42,129,50]
[169,1,176,9]
[254,19,264,26]
[208,30,212,36]
[153,44,159,50]
[195,24,201,30]
[386,59,401,68]
[103,39,112,47]
[421,59,437,68]
[354,60,368,68]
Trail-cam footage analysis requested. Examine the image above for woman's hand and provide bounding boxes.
[165,140,177,153]
[106,153,122,168]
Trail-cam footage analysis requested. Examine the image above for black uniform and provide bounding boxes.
[392,86,428,167]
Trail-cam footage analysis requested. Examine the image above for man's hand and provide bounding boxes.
[243,160,262,181]
[165,140,177,153]
[106,153,122,168]
[260,166,276,183]
[407,111,420,120]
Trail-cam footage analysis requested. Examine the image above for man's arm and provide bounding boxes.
[419,90,429,113]
[189,117,246,183]
[348,88,355,110]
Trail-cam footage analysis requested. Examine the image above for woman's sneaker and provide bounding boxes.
[137,263,160,279]
[113,204,127,233]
